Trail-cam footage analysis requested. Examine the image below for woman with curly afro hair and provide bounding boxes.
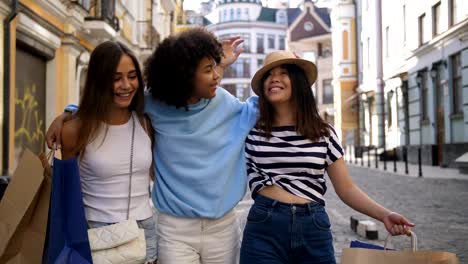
[145,28,225,109]
[140,27,260,264]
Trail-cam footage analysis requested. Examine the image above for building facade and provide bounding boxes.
[0,0,175,175]
[356,0,468,168]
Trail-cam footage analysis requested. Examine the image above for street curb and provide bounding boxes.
[347,163,468,180]
[350,216,378,240]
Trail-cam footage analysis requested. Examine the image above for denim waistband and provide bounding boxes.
[253,194,324,213]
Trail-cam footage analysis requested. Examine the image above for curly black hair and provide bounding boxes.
[144,28,223,109]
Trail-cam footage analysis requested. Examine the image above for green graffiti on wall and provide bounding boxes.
[14,84,45,151]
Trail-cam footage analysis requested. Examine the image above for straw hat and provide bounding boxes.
[251,50,317,95]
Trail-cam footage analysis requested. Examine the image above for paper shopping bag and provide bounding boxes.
[0,149,52,263]
[342,248,458,264]
[342,232,458,264]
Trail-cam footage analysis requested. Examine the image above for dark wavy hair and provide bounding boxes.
[144,27,223,109]
[76,41,145,152]
[258,64,330,142]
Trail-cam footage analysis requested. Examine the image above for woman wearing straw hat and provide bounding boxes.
[240,51,415,263]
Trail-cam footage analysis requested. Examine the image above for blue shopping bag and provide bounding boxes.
[44,157,92,264]
[350,240,385,250]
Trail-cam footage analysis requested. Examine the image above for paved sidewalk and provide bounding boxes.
[345,154,468,180]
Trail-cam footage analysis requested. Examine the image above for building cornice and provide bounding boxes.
[409,18,468,59]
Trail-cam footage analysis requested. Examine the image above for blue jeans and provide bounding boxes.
[88,216,158,263]
[240,195,336,264]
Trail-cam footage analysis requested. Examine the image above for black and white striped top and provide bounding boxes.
[245,125,344,206]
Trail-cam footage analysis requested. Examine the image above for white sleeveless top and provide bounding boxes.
[79,112,153,222]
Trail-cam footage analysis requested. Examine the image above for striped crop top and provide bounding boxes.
[245,125,344,206]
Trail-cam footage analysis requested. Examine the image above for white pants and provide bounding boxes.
[157,210,241,264]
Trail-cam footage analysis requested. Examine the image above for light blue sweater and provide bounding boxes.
[144,88,258,218]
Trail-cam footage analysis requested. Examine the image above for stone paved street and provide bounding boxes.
[234,164,468,263]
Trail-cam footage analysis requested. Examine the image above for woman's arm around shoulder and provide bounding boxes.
[61,119,81,160]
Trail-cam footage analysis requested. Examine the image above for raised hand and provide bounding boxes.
[219,36,244,68]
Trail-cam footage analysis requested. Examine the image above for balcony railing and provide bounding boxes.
[84,0,119,31]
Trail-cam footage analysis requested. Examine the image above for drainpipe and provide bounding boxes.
[149,0,153,47]
[2,0,19,175]
[353,0,361,147]
[375,0,386,153]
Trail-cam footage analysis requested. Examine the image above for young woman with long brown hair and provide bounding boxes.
[60,41,157,263]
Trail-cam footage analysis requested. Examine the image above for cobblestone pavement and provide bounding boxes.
[234,164,468,263]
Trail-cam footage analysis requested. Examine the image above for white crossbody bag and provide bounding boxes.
[87,115,147,264]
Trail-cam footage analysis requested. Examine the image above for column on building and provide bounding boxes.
[330,0,358,147]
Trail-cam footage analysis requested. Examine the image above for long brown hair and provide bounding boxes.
[257,64,330,141]
[75,41,145,153]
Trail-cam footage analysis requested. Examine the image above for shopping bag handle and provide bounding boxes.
[46,149,55,165]
[46,147,62,164]
[384,230,417,252]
